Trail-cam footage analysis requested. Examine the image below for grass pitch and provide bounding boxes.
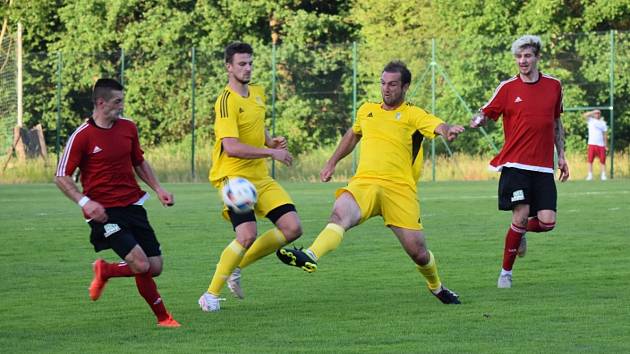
[1,180,629,353]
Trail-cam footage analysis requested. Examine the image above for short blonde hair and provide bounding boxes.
[511,35,542,56]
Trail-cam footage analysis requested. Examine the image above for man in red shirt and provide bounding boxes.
[55,78,180,327]
[470,35,570,289]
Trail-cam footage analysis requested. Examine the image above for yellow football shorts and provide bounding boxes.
[336,178,422,230]
[218,175,294,221]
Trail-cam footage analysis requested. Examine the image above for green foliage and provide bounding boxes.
[3,0,630,155]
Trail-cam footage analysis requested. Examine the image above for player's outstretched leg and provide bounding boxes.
[276,247,317,273]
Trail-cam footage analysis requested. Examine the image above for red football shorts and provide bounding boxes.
[587,144,606,163]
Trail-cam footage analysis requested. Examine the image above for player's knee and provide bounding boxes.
[281,223,303,242]
[238,234,257,248]
[129,259,150,274]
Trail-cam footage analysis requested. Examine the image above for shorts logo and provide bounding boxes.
[103,223,121,237]
[511,190,525,202]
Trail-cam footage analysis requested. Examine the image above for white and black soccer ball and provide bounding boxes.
[222,177,257,214]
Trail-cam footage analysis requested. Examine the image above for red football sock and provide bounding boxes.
[527,217,555,232]
[135,272,169,321]
[502,223,526,271]
[103,261,134,278]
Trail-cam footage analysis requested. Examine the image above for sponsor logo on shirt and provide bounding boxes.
[92,146,102,154]
[511,190,525,202]
[395,112,401,120]
[103,223,121,237]
[514,96,523,103]
[367,112,373,118]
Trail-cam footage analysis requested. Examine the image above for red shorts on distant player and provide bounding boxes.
[587,145,606,163]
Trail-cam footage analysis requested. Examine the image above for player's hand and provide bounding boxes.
[557,157,569,182]
[271,149,293,166]
[320,163,336,182]
[83,200,108,223]
[270,136,288,149]
[157,187,175,206]
[445,124,465,141]
[470,112,487,128]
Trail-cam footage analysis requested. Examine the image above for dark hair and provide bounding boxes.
[224,42,253,63]
[383,60,412,87]
[92,78,123,104]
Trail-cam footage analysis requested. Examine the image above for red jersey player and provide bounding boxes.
[470,35,570,289]
[55,78,180,327]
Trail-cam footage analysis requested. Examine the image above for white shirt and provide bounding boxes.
[587,118,607,147]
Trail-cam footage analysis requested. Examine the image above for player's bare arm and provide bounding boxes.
[555,118,570,182]
[134,160,174,206]
[470,112,488,128]
[55,175,108,222]
[320,128,361,182]
[265,130,288,149]
[435,123,465,141]
[222,137,293,166]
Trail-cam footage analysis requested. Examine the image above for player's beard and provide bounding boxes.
[383,93,404,107]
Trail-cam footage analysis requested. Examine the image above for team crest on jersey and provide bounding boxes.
[103,223,121,237]
[239,108,244,113]
[511,190,525,202]
[395,112,401,120]
[367,112,373,118]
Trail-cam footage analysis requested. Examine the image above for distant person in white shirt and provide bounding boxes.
[584,110,608,180]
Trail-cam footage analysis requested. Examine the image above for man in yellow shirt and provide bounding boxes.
[277,61,464,304]
[199,42,303,312]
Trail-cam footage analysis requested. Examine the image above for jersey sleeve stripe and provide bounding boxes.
[220,91,230,118]
[481,76,518,110]
[56,123,89,176]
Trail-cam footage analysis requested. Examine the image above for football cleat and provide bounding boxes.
[276,247,317,273]
[89,259,108,301]
[430,286,461,304]
[198,292,222,312]
[497,273,512,288]
[517,236,527,258]
[227,267,244,299]
[157,313,181,328]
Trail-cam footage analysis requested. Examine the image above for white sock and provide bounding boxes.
[501,269,512,276]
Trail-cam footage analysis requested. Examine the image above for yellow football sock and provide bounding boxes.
[238,228,288,269]
[308,223,345,260]
[207,240,246,295]
[416,250,442,292]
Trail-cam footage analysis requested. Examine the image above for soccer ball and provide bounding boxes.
[222,177,257,214]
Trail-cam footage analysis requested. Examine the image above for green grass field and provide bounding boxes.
[1,180,629,353]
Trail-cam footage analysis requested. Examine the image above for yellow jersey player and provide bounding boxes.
[199,42,303,312]
[277,60,465,304]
